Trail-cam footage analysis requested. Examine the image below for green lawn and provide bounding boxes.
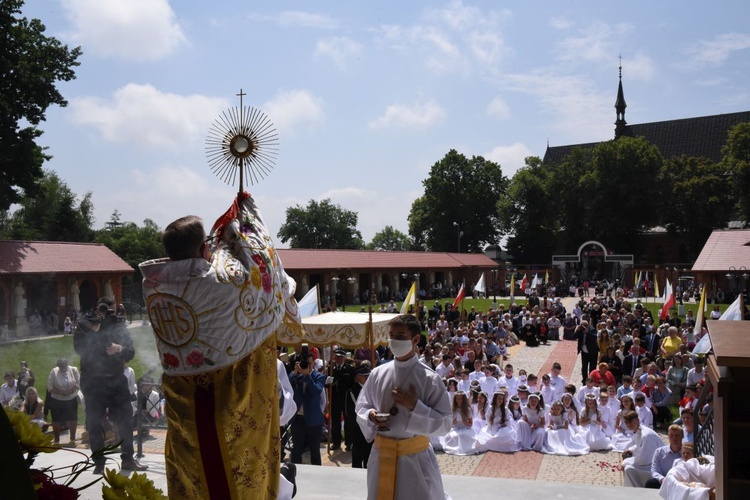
[1,324,162,423]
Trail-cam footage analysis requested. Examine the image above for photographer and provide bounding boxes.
[74,297,147,474]
[288,352,325,465]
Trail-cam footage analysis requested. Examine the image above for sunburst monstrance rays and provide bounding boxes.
[205,105,279,188]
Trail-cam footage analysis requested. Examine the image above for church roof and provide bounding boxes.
[691,229,750,272]
[543,110,750,165]
[276,248,497,271]
[0,241,134,275]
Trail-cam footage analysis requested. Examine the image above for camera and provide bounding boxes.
[299,359,309,370]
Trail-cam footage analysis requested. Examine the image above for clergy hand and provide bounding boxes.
[392,385,417,411]
[106,343,122,356]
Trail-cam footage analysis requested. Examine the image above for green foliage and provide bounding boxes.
[409,149,508,252]
[277,199,364,249]
[367,225,411,251]
[0,0,82,210]
[497,156,557,264]
[545,137,663,255]
[721,122,750,222]
[94,214,165,280]
[658,155,734,248]
[0,170,94,242]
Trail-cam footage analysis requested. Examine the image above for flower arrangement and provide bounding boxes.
[3,407,166,499]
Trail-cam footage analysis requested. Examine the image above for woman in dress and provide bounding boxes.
[542,401,590,456]
[516,393,546,451]
[478,391,520,452]
[441,391,480,455]
[579,393,612,451]
[610,395,636,452]
[508,395,523,424]
[666,353,688,404]
[46,358,80,445]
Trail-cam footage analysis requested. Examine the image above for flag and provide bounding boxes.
[474,273,486,294]
[654,275,660,298]
[544,270,549,284]
[298,285,320,318]
[634,269,638,285]
[530,274,539,289]
[520,274,528,291]
[451,283,466,311]
[509,274,515,298]
[400,281,416,314]
[659,279,675,320]
[644,271,650,296]
[636,270,642,287]
[693,286,706,337]
[719,294,744,321]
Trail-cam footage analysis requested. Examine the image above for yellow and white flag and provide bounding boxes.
[400,281,417,314]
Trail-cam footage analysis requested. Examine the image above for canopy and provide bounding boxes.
[276,311,398,348]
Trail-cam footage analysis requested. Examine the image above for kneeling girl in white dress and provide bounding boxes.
[561,393,581,434]
[472,391,489,434]
[516,393,546,451]
[610,394,636,452]
[508,395,523,425]
[542,400,590,456]
[441,391,481,455]
[478,391,520,452]
[579,393,612,451]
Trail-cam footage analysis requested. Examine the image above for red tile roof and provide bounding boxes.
[691,230,750,271]
[276,249,497,271]
[0,241,135,275]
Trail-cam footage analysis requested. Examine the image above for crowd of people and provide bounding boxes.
[288,286,714,494]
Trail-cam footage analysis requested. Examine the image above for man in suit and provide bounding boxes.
[328,348,355,451]
[622,344,646,379]
[575,320,599,384]
[642,327,662,360]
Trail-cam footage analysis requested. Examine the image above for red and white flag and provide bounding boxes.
[659,278,675,320]
[451,283,466,311]
[520,274,528,291]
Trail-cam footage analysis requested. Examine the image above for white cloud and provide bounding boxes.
[500,70,613,143]
[316,37,363,69]
[625,52,656,81]
[369,101,445,130]
[549,17,573,30]
[263,90,325,136]
[486,96,511,120]
[373,1,511,75]
[69,84,227,149]
[61,0,186,61]
[248,11,338,30]
[686,32,750,66]
[555,21,632,64]
[485,142,534,176]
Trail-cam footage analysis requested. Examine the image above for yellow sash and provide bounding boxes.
[374,434,430,500]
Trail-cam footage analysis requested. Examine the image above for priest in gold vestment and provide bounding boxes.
[140,193,301,498]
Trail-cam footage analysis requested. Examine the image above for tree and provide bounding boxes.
[367,225,411,251]
[721,122,750,222]
[546,137,662,255]
[277,199,364,249]
[408,149,508,252]
[658,155,734,247]
[0,0,82,210]
[497,156,558,264]
[0,170,94,241]
[94,216,165,282]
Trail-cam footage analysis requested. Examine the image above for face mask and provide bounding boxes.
[389,338,414,358]
[519,375,527,383]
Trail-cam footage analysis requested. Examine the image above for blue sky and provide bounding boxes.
[21,0,750,245]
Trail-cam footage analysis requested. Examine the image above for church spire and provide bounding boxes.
[614,56,628,138]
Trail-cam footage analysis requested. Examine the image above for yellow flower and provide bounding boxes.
[5,407,55,453]
[102,470,167,500]
[250,267,262,289]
